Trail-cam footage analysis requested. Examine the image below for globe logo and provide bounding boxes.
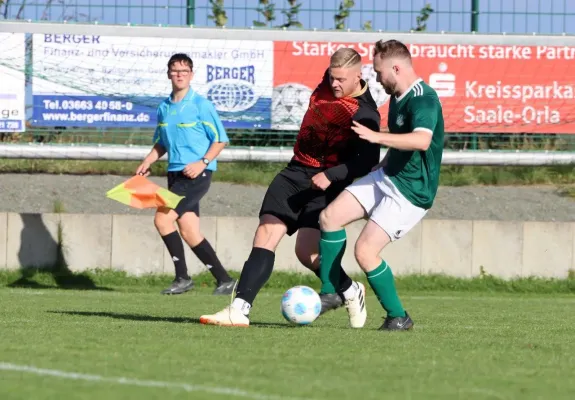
[206,79,258,113]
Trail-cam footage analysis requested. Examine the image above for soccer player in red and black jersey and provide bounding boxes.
[200,48,381,327]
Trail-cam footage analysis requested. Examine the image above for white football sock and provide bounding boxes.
[342,281,359,300]
[231,298,251,316]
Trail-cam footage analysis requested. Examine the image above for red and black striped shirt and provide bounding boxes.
[292,69,381,183]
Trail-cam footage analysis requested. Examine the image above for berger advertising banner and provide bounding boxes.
[31,34,273,129]
[272,40,575,134]
[0,32,26,132]
[26,33,575,134]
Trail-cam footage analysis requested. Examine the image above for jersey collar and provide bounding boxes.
[350,79,369,98]
[396,78,423,102]
[169,86,196,104]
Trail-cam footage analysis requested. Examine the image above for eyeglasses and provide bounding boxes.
[169,69,192,76]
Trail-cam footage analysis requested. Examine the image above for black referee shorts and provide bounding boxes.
[167,170,212,218]
[259,161,348,236]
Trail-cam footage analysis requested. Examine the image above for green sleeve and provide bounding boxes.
[409,95,440,134]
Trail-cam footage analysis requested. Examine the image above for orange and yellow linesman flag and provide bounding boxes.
[106,175,184,209]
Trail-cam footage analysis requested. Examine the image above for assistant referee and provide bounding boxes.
[136,53,236,296]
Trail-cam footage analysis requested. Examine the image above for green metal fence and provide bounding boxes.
[2,1,575,34]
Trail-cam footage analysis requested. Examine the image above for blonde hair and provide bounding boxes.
[330,47,362,68]
[373,39,412,62]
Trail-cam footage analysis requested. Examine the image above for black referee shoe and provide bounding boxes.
[213,279,237,296]
[161,277,194,295]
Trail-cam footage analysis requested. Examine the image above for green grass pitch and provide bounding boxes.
[0,271,574,400]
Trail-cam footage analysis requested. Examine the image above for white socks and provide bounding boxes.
[342,281,359,301]
[231,298,251,316]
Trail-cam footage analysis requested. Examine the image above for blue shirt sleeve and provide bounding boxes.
[152,106,165,148]
[199,99,229,143]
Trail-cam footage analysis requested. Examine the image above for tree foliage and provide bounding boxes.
[254,0,302,29]
[253,0,275,27]
[413,3,434,31]
[208,0,228,27]
[334,0,354,30]
[278,0,302,29]
[1,0,92,21]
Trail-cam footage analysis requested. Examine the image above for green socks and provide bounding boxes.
[366,261,406,318]
[320,230,406,318]
[319,229,347,294]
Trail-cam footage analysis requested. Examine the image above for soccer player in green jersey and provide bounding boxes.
[317,39,445,331]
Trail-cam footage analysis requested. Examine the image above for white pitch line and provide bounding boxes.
[0,362,309,400]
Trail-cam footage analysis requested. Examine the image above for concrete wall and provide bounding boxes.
[1,212,574,279]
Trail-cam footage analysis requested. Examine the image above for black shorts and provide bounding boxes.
[167,170,212,218]
[259,162,348,236]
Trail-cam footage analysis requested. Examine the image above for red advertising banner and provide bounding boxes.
[272,40,575,134]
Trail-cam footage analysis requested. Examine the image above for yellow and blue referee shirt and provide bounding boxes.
[153,88,229,172]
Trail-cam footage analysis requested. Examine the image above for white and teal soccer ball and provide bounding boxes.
[280,285,322,325]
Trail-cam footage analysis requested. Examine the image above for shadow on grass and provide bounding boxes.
[47,310,296,329]
[7,214,113,292]
[7,273,114,291]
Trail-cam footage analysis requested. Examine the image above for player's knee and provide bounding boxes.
[179,225,202,247]
[153,212,168,229]
[319,206,337,231]
[253,215,287,251]
[177,213,202,244]
[295,244,315,270]
[154,208,176,231]
[354,240,377,271]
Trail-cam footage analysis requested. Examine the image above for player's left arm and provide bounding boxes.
[324,113,381,182]
[353,96,438,151]
[200,99,229,162]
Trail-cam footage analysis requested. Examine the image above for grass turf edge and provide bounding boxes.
[0,268,574,294]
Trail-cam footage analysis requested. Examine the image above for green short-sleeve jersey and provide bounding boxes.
[384,79,444,209]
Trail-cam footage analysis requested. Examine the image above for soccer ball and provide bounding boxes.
[280,285,322,325]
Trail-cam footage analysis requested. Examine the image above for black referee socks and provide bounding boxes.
[191,238,232,285]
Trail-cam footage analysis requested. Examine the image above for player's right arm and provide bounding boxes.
[136,143,166,177]
[352,95,439,151]
[136,109,167,176]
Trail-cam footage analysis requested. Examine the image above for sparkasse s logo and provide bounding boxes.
[429,62,456,97]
